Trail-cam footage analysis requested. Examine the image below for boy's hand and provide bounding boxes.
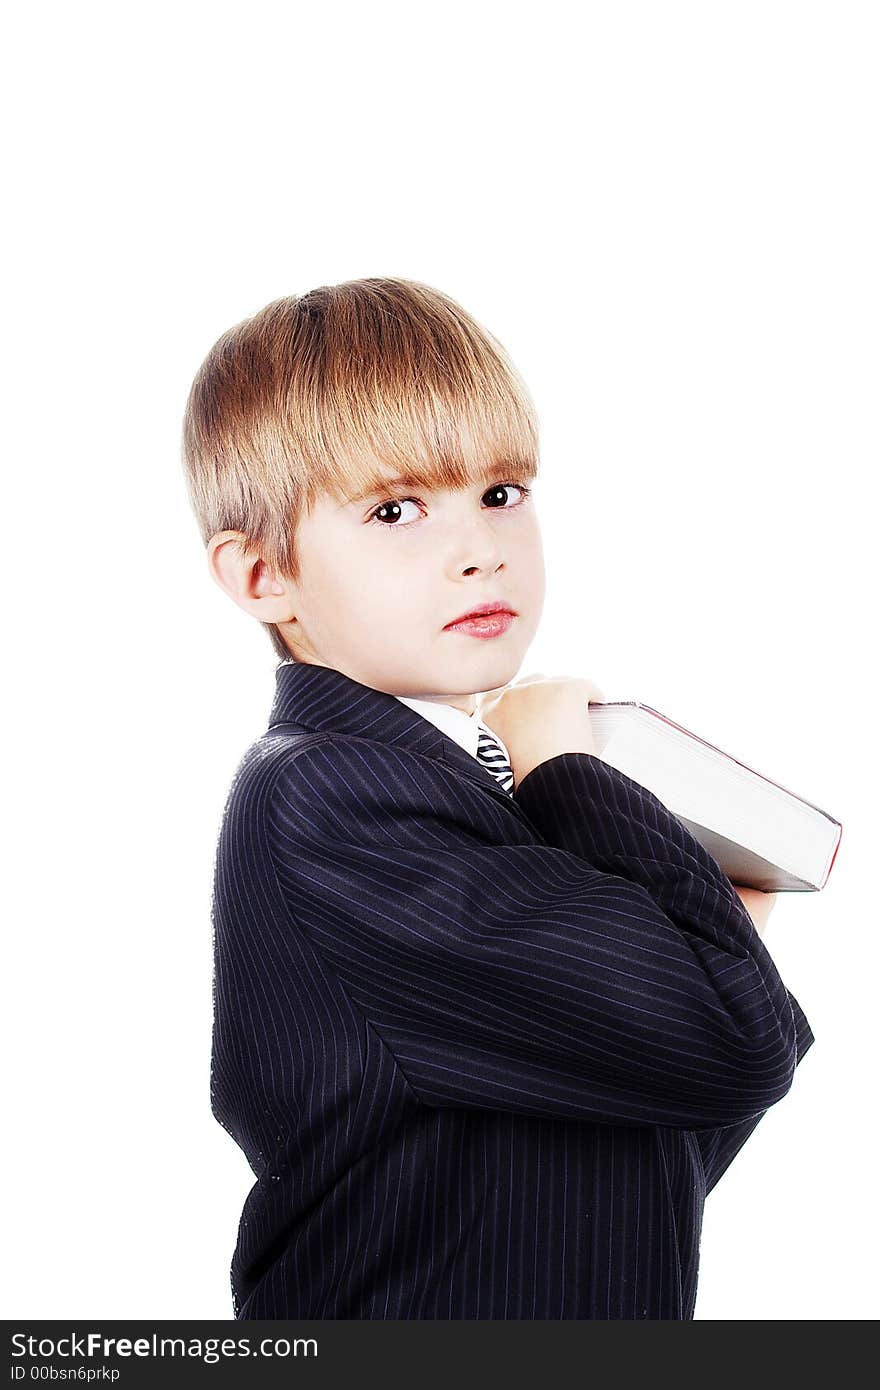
[478,672,607,789]
[482,680,780,931]
[731,884,779,937]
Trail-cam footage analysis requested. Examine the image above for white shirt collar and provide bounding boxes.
[394,693,511,765]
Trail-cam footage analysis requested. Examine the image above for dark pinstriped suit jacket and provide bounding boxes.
[210,660,814,1320]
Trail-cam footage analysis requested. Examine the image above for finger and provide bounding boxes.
[479,684,511,700]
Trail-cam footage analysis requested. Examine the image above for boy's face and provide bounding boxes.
[274,471,546,712]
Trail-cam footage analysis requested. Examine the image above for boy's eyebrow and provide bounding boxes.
[349,475,423,502]
[341,465,526,507]
[336,476,417,509]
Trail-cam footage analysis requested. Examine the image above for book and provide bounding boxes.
[585,702,842,892]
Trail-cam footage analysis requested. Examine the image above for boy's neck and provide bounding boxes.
[283,656,479,717]
[403,692,478,718]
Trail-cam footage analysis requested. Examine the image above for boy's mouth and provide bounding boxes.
[443,603,517,640]
[443,600,517,628]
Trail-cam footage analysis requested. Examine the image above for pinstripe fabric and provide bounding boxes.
[210,660,815,1320]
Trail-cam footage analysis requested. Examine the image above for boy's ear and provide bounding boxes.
[207,530,295,623]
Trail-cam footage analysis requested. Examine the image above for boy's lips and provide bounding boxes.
[443,601,517,627]
[443,603,517,640]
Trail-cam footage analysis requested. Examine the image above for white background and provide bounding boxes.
[4,0,876,1320]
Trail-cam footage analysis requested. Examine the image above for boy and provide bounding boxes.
[181,277,814,1320]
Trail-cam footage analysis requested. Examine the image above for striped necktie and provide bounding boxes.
[475,723,515,795]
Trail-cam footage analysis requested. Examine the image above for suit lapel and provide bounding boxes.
[267,660,521,809]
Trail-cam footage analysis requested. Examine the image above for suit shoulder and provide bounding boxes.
[220,728,334,816]
[241,729,423,814]
[265,731,427,810]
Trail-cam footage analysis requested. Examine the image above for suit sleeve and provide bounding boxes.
[514,752,815,1181]
[686,991,814,1192]
[266,740,810,1129]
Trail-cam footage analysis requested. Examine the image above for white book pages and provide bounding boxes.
[587,702,842,892]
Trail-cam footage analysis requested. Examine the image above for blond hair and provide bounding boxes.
[180,277,540,661]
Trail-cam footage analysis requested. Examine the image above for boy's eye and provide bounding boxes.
[369,496,423,526]
[483,482,531,509]
[368,481,531,529]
